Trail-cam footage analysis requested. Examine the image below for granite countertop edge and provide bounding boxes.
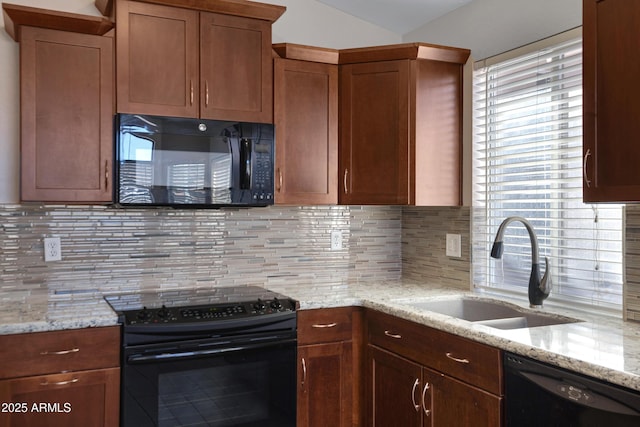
[2,280,640,392]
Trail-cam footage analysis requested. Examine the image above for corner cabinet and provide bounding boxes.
[339,43,470,206]
[365,310,503,426]
[273,44,339,205]
[3,4,114,203]
[115,0,284,122]
[296,307,363,427]
[583,0,640,202]
[0,327,120,427]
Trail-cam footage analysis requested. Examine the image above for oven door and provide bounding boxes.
[122,334,297,427]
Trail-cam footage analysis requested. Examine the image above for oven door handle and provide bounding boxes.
[127,337,297,364]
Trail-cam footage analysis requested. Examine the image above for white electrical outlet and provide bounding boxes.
[330,230,343,251]
[446,233,462,258]
[44,237,62,262]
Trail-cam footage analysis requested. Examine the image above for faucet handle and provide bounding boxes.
[540,257,552,295]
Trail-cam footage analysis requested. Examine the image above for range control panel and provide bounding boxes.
[123,298,295,326]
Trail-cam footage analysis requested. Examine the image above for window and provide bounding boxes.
[472,29,624,314]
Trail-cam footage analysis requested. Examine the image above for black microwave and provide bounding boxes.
[115,114,274,207]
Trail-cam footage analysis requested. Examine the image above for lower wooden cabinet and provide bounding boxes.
[0,326,120,427]
[298,341,353,427]
[367,345,502,427]
[365,310,503,426]
[367,345,422,427]
[297,307,362,427]
[0,368,120,427]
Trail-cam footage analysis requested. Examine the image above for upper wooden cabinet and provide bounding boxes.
[273,44,339,205]
[339,43,470,206]
[3,4,114,203]
[115,0,283,122]
[583,0,640,202]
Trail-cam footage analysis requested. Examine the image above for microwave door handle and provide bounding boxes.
[240,138,251,190]
[519,371,640,416]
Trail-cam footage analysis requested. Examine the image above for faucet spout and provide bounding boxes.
[490,216,551,307]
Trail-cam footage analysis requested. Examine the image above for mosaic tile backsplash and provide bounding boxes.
[0,205,402,299]
[5,202,640,322]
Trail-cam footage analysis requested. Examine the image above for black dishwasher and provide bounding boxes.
[504,352,640,426]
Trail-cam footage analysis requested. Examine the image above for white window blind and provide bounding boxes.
[472,31,624,313]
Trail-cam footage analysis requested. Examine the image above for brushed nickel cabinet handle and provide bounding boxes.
[343,169,349,194]
[384,330,402,339]
[422,382,431,416]
[205,80,209,107]
[311,323,337,328]
[40,378,79,386]
[190,80,194,105]
[411,378,420,412]
[40,348,80,356]
[277,168,283,192]
[583,148,592,188]
[104,160,109,190]
[301,357,307,388]
[445,352,470,364]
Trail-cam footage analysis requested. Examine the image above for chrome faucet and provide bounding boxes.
[490,216,551,308]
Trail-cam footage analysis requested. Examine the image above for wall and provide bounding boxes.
[404,0,582,60]
[0,205,401,299]
[0,0,400,205]
[402,207,470,290]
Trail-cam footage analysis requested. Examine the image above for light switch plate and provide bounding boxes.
[446,234,462,258]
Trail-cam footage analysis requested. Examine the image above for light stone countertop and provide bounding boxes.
[1,280,640,393]
[279,280,640,393]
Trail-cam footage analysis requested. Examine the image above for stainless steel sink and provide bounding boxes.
[403,297,581,330]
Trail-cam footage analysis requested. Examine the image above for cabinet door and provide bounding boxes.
[274,58,338,204]
[298,342,352,427]
[425,367,502,427]
[340,60,410,205]
[366,345,422,427]
[116,0,199,117]
[20,27,113,203]
[583,0,640,201]
[0,368,120,427]
[200,12,273,123]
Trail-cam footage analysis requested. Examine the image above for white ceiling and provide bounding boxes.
[316,0,474,35]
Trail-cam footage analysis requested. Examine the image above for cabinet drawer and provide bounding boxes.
[298,307,354,345]
[0,326,120,379]
[367,310,502,395]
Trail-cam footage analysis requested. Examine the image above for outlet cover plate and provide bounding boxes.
[44,237,62,262]
[330,230,343,250]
